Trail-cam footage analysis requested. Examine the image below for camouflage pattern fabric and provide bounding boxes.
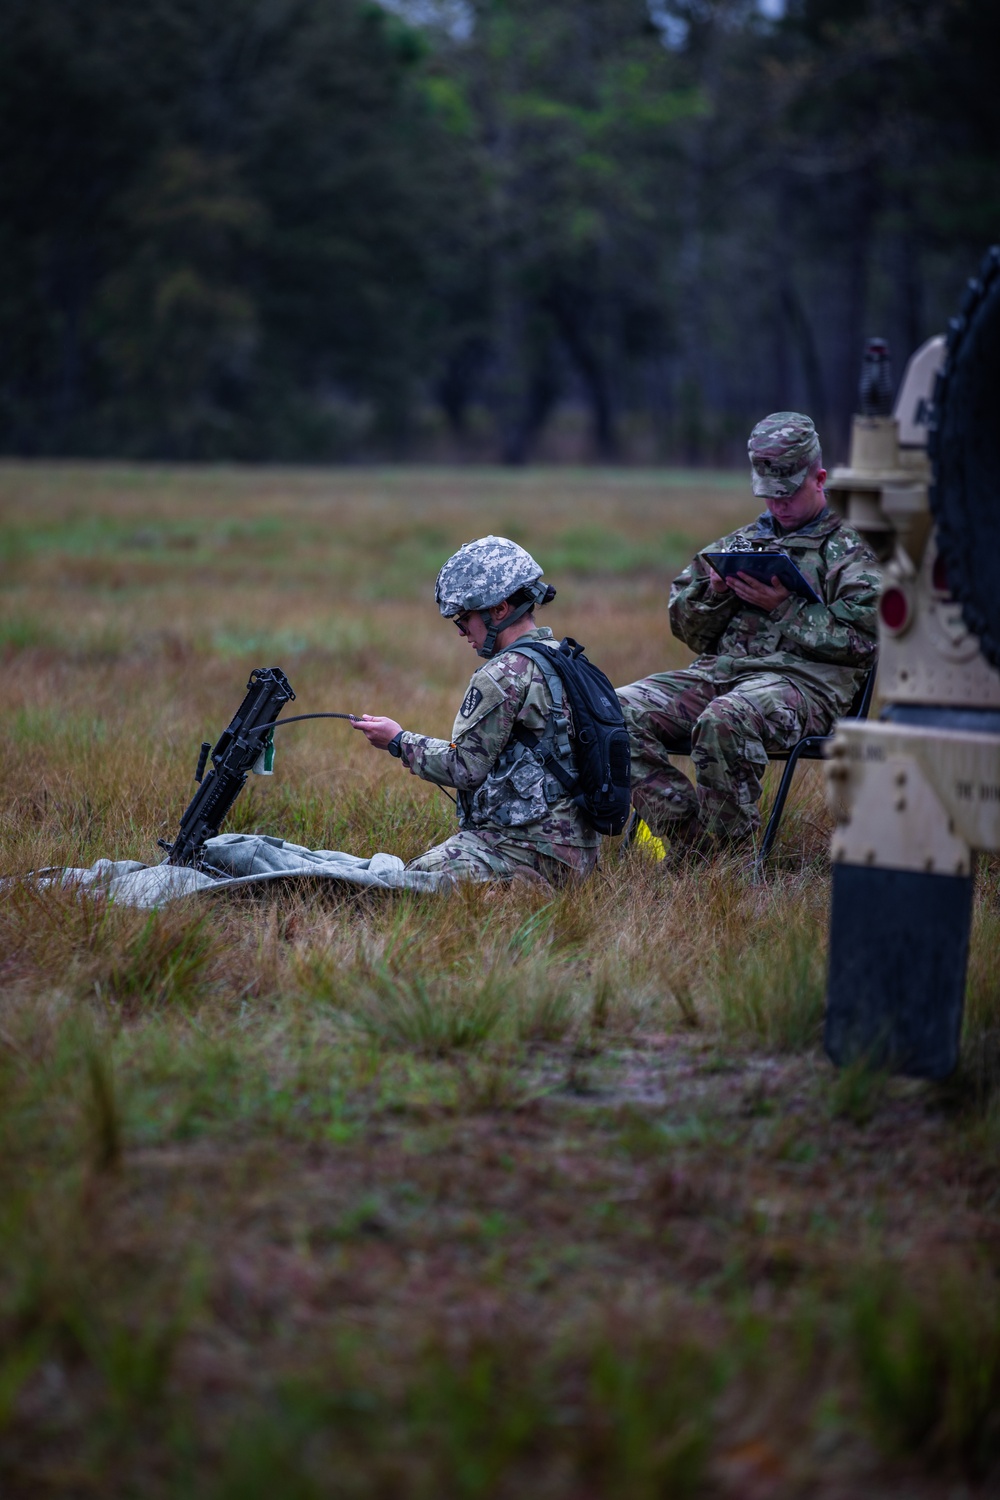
[669,506,880,719]
[748,411,822,498]
[406,828,595,887]
[618,670,825,841]
[435,535,544,616]
[398,625,599,882]
[617,505,880,843]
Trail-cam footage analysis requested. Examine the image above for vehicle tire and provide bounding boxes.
[929,243,1000,669]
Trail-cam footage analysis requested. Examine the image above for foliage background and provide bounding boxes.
[1,0,996,465]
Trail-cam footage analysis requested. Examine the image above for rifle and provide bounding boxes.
[160,667,364,870]
[160,666,296,869]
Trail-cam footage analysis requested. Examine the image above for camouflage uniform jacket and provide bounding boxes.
[398,626,599,851]
[668,507,880,718]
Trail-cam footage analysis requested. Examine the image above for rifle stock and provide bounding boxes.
[162,667,295,868]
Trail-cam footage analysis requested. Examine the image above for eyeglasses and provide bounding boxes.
[453,610,473,635]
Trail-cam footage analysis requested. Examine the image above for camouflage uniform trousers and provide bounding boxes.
[617,670,829,843]
[406,827,597,887]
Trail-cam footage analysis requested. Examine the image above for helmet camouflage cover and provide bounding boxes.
[435,535,547,617]
[748,411,822,499]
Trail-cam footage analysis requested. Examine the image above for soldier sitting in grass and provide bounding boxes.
[353,537,599,886]
[617,412,881,859]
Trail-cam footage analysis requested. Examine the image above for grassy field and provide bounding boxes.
[2,462,999,1498]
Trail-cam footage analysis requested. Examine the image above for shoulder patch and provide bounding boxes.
[460,685,484,719]
[451,668,508,740]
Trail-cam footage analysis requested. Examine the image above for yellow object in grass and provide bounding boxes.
[632,816,666,861]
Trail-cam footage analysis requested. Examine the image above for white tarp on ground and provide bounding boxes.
[29,833,451,908]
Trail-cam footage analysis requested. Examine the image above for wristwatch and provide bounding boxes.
[387,731,404,758]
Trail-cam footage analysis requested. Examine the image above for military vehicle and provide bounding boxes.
[822,246,1000,1079]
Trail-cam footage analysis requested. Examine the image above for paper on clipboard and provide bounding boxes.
[701,550,821,604]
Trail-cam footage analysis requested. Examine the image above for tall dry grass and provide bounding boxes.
[2,463,999,1497]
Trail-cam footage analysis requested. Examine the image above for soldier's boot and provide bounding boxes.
[696,785,761,847]
[629,775,699,839]
[660,813,720,868]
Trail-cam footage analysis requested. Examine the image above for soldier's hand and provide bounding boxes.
[729,572,791,611]
[353,714,403,749]
[707,565,729,595]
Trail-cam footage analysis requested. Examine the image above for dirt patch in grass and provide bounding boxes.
[3,1025,998,1498]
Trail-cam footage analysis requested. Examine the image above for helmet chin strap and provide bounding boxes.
[476,599,535,659]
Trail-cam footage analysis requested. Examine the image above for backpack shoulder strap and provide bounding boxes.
[500,640,573,761]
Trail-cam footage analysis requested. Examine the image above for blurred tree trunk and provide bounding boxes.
[784,282,827,439]
[833,165,878,455]
[769,172,827,431]
[891,187,924,363]
[547,284,618,461]
[675,156,707,465]
[476,6,530,463]
[48,238,89,446]
[673,2,726,465]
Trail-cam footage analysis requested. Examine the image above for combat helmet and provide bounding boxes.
[435,535,555,658]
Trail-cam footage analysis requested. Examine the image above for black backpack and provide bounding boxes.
[501,637,632,836]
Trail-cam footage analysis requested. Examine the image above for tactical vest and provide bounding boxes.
[456,653,576,831]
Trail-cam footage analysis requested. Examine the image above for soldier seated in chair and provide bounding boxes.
[617,413,880,857]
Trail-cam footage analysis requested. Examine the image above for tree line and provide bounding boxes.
[1,0,996,464]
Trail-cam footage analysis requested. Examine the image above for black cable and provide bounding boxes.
[250,711,359,735]
[246,709,458,807]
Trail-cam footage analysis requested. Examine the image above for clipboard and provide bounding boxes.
[701,550,821,604]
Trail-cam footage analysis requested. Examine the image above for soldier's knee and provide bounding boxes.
[690,705,725,755]
[616,689,648,737]
[692,694,754,744]
[619,692,688,758]
[406,841,495,880]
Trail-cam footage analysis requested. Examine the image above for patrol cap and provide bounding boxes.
[747,411,821,499]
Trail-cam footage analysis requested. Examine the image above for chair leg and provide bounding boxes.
[619,806,639,851]
[753,740,816,877]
